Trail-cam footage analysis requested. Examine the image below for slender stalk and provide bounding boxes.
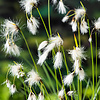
[95,32,97,98]
[48,0,52,36]
[36,8,50,38]
[87,19,94,99]
[19,29,38,72]
[58,68,67,100]
[55,69,59,93]
[61,46,68,74]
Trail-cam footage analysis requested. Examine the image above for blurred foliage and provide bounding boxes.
[0,0,100,100]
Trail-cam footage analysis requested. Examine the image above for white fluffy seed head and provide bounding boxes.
[27,16,39,35]
[80,20,88,34]
[9,63,24,78]
[70,20,77,32]
[37,51,49,65]
[79,67,85,81]
[54,51,63,69]
[10,84,16,95]
[67,91,75,96]
[25,70,41,86]
[63,72,74,86]
[2,19,19,35]
[94,17,100,30]
[20,0,39,14]
[88,37,92,43]
[6,80,11,88]
[58,88,64,99]
[57,0,66,14]
[68,47,86,61]
[38,41,48,50]
[62,16,69,23]
[28,92,36,100]
[75,7,86,20]
[49,36,63,48]
[38,92,44,100]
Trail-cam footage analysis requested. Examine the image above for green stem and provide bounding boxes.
[61,46,68,74]
[19,29,38,72]
[87,19,94,99]
[55,69,58,93]
[36,8,50,38]
[77,75,80,100]
[95,32,97,99]
[58,68,67,100]
[48,0,52,36]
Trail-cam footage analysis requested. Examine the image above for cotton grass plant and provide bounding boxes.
[0,0,100,100]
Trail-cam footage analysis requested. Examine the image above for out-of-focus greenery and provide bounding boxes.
[0,0,100,100]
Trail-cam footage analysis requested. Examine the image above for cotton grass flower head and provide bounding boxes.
[27,16,39,35]
[63,72,75,86]
[25,70,41,86]
[20,0,39,14]
[62,15,69,23]
[79,67,85,81]
[38,41,48,50]
[68,47,86,61]
[9,63,24,78]
[94,17,100,30]
[28,92,36,100]
[38,92,44,100]
[58,88,64,99]
[57,0,66,14]
[54,51,63,69]
[6,79,11,88]
[80,19,88,34]
[10,84,16,95]
[70,20,77,32]
[67,91,75,96]
[75,7,86,20]
[2,19,19,35]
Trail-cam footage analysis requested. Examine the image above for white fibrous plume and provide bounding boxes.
[10,84,16,95]
[63,72,74,86]
[58,88,64,99]
[49,35,63,48]
[79,67,85,81]
[38,92,44,100]
[75,7,86,20]
[73,60,80,75]
[80,19,88,34]
[94,17,100,30]
[6,80,11,88]
[57,0,66,14]
[88,37,92,43]
[54,51,63,69]
[70,20,77,32]
[27,16,39,35]
[28,92,36,100]
[68,47,86,61]
[2,19,19,35]
[52,0,57,5]
[67,91,75,96]
[38,41,48,50]
[62,16,69,23]
[37,51,49,65]
[25,70,41,86]
[20,0,39,14]
[9,63,24,78]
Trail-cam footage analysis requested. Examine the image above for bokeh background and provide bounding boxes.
[0,0,100,100]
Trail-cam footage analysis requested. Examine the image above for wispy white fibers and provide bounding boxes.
[27,16,39,35]
[94,17,100,30]
[62,16,69,23]
[38,41,48,50]
[80,19,88,34]
[63,72,74,86]
[28,92,36,100]
[25,70,41,86]
[52,0,57,5]
[70,20,77,32]
[10,84,17,95]
[57,0,66,14]
[58,88,64,99]
[79,67,85,81]
[38,92,44,100]
[54,51,63,69]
